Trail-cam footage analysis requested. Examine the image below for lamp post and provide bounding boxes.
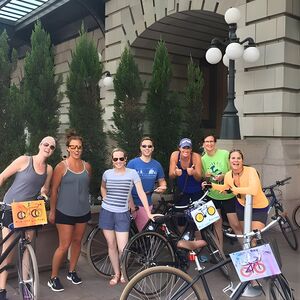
[205,7,259,139]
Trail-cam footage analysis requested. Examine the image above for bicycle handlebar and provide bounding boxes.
[173,189,210,210]
[263,177,291,190]
[225,216,281,239]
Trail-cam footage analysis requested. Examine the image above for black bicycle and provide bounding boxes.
[121,189,231,284]
[120,216,294,300]
[0,202,40,300]
[263,177,298,251]
[86,194,170,278]
[292,204,300,229]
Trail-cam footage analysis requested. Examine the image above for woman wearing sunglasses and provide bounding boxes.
[99,148,158,286]
[48,130,91,292]
[127,137,166,231]
[0,136,55,300]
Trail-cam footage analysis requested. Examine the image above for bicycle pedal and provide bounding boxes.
[223,282,235,296]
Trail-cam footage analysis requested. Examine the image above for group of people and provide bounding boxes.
[0,132,269,298]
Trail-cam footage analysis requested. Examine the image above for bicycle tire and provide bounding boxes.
[278,216,298,251]
[121,231,176,283]
[86,227,113,278]
[18,243,39,300]
[292,205,300,229]
[202,228,232,280]
[266,274,294,300]
[120,266,204,300]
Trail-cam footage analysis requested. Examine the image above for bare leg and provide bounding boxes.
[213,209,223,249]
[103,230,120,276]
[227,212,243,246]
[51,224,73,278]
[69,223,87,272]
[0,227,16,289]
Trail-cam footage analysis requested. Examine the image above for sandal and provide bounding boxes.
[109,274,120,286]
[120,273,126,284]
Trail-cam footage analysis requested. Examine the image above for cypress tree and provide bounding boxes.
[110,47,144,159]
[146,40,182,173]
[23,21,62,164]
[183,57,204,152]
[0,30,26,197]
[66,26,107,196]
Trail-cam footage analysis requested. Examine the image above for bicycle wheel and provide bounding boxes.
[202,228,232,279]
[18,243,39,300]
[121,231,176,283]
[278,216,298,251]
[266,274,294,300]
[86,227,113,278]
[292,205,300,229]
[120,266,204,300]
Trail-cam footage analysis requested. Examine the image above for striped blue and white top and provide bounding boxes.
[101,168,141,213]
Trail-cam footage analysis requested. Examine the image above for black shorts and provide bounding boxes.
[55,209,91,225]
[206,196,236,214]
[1,210,13,228]
[236,201,268,225]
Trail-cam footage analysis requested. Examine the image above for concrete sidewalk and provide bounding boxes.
[6,229,300,300]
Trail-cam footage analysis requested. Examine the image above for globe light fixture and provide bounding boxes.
[205,47,222,64]
[205,7,260,139]
[101,71,114,88]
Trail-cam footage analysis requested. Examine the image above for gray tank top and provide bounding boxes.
[4,156,47,204]
[56,160,90,217]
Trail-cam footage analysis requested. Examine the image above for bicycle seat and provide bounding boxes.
[177,239,207,251]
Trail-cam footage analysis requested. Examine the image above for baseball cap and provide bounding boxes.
[179,138,192,148]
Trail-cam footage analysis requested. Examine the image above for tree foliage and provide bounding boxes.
[23,21,62,164]
[182,57,205,152]
[66,26,107,196]
[110,47,144,159]
[0,30,26,197]
[146,40,182,173]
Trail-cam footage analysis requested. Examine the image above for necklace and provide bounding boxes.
[232,167,244,177]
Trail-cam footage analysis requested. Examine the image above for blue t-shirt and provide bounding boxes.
[127,157,165,206]
[102,168,140,213]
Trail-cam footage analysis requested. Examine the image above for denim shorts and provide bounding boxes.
[99,207,130,232]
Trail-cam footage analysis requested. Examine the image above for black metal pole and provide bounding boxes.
[219,59,241,139]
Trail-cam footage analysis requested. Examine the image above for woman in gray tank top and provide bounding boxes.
[48,130,91,292]
[0,136,56,300]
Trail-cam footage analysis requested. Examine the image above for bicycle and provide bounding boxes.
[121,189,231,284]
[120,215,294,300]
[292,204,300,229]
[85,194,170,278]
[263,177,298,250]
[0,202,41,300]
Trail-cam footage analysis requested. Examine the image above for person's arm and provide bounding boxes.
[211,172,231,192]
[100,179,107,199]
[49,162,64,224]
[154,178,167,193]
[169,151,181,179]
[0,156,28,187]
[85,162,92,178]
[40,164,53,196]
[187,153,202,181]
[231,168,260,196]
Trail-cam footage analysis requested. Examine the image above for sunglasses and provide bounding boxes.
[69,145,82,150]
[42,143,55,150]
[182,146,191,149]
[141,145,153,148]
[112,157,125,162]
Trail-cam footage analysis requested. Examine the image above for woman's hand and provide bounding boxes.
[147,213,163,222]
[174,166,182,177]
[187,164,195,176]
[154,186,167,193]
[48,209,55,224]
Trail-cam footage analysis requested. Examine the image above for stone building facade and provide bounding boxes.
[11,0,300,212]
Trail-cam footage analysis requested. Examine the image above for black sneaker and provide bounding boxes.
[67,271,82,285]
[0,289,7,300]
[48,277,64,292]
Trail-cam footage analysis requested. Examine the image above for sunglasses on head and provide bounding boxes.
[69,145,82,150]
[141,145,153,148]
[112,157,125,162]
[42,143,55,150]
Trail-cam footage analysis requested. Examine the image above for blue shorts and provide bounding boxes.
[99,207,130,232]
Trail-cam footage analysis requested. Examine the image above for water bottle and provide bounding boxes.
[183,231,191,241]
[189,251,196,261]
